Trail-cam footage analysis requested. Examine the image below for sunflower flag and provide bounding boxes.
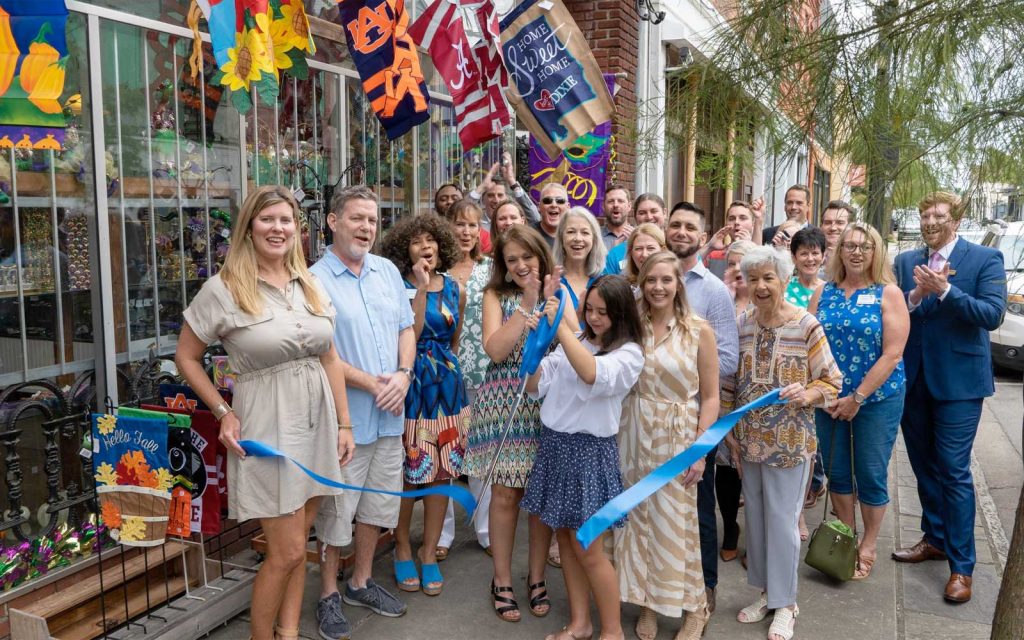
[336,0,430,140]
[0,0,69,150]
[187,0,316,114]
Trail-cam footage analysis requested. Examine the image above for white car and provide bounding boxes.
[981,221,1024,371]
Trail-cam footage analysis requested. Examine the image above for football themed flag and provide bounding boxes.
[408,0,496,150]
[499,0,614,159]
[337,0,430,139]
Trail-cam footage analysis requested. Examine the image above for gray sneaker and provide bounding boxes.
[316,592,351,640]
[343,578,407,618]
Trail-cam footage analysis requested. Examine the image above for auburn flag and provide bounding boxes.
[337,0,431,139]
[409,0,497,150]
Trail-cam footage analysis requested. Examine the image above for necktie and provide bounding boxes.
[928,251,944,271]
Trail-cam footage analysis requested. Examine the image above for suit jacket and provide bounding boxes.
[894,238,1007,401]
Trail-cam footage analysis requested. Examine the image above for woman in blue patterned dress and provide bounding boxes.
[464,224,561,622]
[808,222,909,581]
[382,214,469,596]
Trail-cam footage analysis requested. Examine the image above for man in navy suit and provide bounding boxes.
[892,191,1006,603]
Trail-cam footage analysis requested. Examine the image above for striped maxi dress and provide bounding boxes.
[613,316,707,617]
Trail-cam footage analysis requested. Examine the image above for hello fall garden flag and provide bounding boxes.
[499,0,614,160]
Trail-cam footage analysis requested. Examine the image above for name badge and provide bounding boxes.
[407,289,418,300]
[856,294,877,305]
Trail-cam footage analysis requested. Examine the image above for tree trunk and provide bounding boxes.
[990,387,1024,637]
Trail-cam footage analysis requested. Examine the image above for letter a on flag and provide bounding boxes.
[337,0,431,139]
[409,0,498,150]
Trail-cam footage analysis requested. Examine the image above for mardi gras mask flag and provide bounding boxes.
[0,0,68,150]
[499,0,614,160]
[529,74,616,212]
[409,0,495,150]
[92,414,173,547]
[187,0,316,114]
[337,0,430,140]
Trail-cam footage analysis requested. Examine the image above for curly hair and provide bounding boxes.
[381,213,460,277]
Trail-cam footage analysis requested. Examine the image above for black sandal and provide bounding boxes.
[527,579,551,617]
[491,580,520,623]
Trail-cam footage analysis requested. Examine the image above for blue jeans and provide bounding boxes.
[814,388,905,507]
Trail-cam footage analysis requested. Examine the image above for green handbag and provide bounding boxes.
[804,421,858,581]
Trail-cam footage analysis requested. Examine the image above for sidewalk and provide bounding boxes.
[208,439,1004,640]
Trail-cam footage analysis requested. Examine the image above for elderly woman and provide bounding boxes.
[723,246,842,640]
[624,223,667,285]
[808,222,908,580]
[554,206,608,314]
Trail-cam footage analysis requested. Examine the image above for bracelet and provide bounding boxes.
[338,424,354,430]
[212,402,233,421]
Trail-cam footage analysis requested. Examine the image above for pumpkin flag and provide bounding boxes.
[186,0,316,114]
[499,0,614,159]
[336,0,430,140]
[0,0,69,150]
[408,0,496,151]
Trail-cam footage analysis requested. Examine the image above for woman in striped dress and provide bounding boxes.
[614,252,721,640]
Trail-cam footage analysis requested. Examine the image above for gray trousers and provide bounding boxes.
[741,459,810,610]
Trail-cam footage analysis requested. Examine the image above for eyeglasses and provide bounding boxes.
[840,242,875,254]
[541,197,567,205]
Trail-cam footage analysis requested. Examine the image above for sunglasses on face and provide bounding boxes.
[542,197,567,205]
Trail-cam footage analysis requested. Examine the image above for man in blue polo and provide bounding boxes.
[311,186,416,639]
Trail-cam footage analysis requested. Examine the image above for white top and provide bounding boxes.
[529,339,644,437]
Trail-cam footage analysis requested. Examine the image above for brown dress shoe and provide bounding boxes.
[891,538,947,563]
[944,573,972,603]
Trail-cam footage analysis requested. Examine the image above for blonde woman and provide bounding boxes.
[176,186,354,640]
[623,223,667,284]
[616,251,720,640]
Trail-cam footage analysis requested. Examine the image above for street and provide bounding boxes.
[200,378,1022,640]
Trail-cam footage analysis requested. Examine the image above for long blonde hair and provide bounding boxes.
[825,222,895,285]
[220,185,325,315]
[637,251,691,330]
[624,223,667,283]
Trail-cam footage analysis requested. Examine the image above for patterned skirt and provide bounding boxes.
[520,427,626,531]
[403,408,471,484]
[463,377,543,489]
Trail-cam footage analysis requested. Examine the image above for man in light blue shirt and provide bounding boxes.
[311,186,416,636]
[666,201,739,616]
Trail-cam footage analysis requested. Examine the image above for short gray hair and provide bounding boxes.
[541,182,568,197]
[553,206,607,277]
[726,240,758,262]
[331,185,378,217]
[740,245,794,283]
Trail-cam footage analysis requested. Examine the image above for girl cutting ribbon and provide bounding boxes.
[521,275,644,640]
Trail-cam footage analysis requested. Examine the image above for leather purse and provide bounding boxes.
[804,420,858,581]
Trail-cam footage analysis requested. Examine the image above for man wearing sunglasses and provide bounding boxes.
[532,183,570,249]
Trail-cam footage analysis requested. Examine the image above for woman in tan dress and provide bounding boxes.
[176,186,355,640]
[614,252,720,640]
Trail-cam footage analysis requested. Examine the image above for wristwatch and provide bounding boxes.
[853,391,867,405]
[398,367,415,382]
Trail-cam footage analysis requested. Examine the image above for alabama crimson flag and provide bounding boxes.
[472,0,512,135]
[409,1,497,150]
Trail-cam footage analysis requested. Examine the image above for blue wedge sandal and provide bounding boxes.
[393,557,420,592]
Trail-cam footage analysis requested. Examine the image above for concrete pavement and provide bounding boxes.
[207,388,1020,640]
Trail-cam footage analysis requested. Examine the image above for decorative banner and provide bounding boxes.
[187,0,316,114]
[470,0,512,138]
[408,0,496,151]
[147,404,225,536]
[92,414,173,548]
[529,73,616,213]
[240,440,478,516]
[158,382,232,413]
[576,389,786,549]
[0,0,68,149]
[336,0,431,140]
[499,0,614,160]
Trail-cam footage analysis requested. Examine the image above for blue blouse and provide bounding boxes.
[815,282,905,403]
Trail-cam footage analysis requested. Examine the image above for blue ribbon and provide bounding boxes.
[239,440,478,516]
[575,388,786,549]
[519,288,567,378]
